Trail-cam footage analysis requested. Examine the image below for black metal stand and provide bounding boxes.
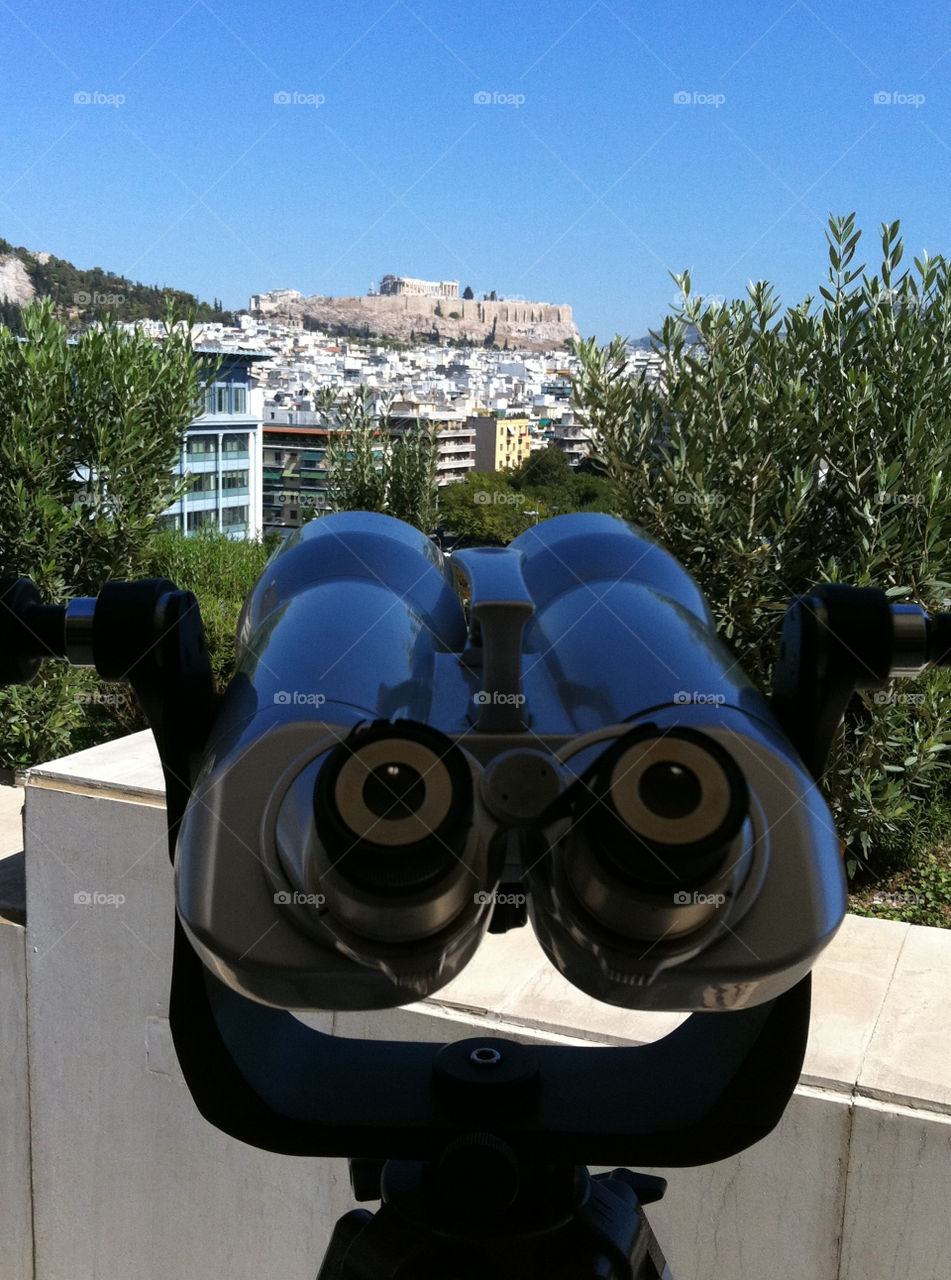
[6,574,950,1280]
[316,1161,671,1279]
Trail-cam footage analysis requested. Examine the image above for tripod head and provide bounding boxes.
[4,510,948,1277]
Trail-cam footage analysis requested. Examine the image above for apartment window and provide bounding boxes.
[186,510,216,531]
[232,385,247,414]
[216,385,230,414]
[187,436,216,455]
[222,434,247,453]
[222,470,249,490]
[222,505,248,527]
[189,473,216,493]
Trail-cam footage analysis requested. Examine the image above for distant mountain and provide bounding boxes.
[628,321,699,350]
[0,236,236,333]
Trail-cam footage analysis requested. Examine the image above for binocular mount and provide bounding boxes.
[3,512,950,1278]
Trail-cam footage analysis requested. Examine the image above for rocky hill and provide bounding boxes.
[0,236,235,332]
[251,289,579,352]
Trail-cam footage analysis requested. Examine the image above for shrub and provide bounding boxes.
[571,214,951,870]
[143,528,271,693]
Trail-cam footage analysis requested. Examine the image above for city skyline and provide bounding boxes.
[1,0,948,342]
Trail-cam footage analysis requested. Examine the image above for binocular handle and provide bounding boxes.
[453,547,534,732]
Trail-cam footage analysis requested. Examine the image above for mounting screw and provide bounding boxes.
[470,1046,502,1066]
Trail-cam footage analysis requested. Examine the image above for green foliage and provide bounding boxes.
[324,388,387,514]
[143,529,271,692]
[0,299,210,768]
[437,472,532,543]
[0,235,234,325]
[0,668,100,773]
[571,214,951,869]
[0,298,208,597]
[323,389,439,532]
[387,426,439,531]
[435,448,613,544]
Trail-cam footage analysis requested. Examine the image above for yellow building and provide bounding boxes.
[469,415,532,473]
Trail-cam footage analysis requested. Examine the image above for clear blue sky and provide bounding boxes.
[1,0,947,341]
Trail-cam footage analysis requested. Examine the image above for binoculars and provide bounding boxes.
[175,511,847,1014]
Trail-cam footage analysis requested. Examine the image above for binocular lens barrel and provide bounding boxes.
[305,721,482,946]
[580,726,748,893]
[313,722,472,893]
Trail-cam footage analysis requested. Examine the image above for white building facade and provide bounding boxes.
[161,348,268,539]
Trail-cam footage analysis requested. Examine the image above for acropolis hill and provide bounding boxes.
[249,276,579,352]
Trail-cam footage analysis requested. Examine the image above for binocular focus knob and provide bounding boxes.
[581,725,748,893]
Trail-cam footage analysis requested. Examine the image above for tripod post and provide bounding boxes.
[316,1155,670,1280]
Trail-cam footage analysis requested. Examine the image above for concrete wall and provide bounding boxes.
[23,744,352,1280]
[1,913,33,1277]
[10,731,951,1279]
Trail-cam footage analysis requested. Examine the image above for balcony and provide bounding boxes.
[2,735,950,1278]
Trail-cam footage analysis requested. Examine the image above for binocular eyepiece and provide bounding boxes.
[175,511,845,1014]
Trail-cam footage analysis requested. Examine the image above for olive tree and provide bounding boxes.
[571,215,951,866]
[0,299,209,767]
